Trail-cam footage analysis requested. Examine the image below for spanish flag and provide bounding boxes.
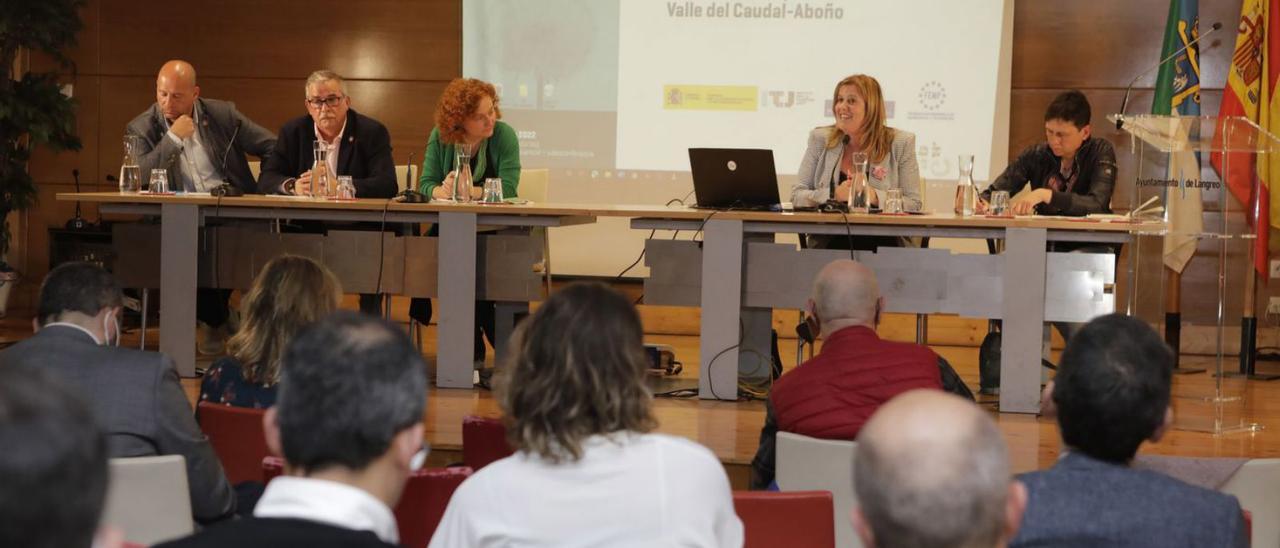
[1213,0,1280,277]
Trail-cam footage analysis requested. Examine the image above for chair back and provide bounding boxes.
[733,490,835,548]
[198,401,270,484]
[248,160,261,181]
[1222,458,1280,547]
[101,455,194,545]
[263,456,473,548]
[776,431,861,548]
[463,415,514,471]
[518,169,553,292]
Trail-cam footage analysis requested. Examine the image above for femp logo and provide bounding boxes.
[907,81,955,121]
[918,81,946,111]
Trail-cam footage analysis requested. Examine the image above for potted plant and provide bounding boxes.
[0,0,84,316]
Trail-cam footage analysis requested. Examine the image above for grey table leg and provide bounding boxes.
[438,211,477,388]
[493,301,529,364]
[1001,227,1048,413]
[700,219,745,400]
[160,203,199,377]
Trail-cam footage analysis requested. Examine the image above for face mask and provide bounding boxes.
[101,311,120,347]
[410,443,431,472]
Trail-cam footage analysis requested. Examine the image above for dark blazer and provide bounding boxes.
[258,109,398,198]
[0,326,236,523]
[126,97,276,194]
[155,517,397,548]
[1012,451,1247,548]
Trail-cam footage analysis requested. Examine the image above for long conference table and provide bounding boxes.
[58,192,1163,413]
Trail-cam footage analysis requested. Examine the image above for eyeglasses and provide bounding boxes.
[306,94,345,109]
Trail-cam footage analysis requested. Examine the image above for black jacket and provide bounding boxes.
[258,109,398,198]
[155,517,398,548]
[982,137,1117,216]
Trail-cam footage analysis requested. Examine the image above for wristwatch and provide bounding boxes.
[283,178,296,195]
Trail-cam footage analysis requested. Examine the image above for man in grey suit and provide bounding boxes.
[125,59,276,352]
[126,59,275,195]
[1012,314,1246,547]
[0,262,236,524]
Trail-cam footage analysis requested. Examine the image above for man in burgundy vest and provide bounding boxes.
[750,259,943,489]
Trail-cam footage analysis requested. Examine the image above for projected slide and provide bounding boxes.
[465,0,1008,181]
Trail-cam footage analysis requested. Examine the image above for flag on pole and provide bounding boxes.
[1212,0,1280,278]
[1154,0,1204,274]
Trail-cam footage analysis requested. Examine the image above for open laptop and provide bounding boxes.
[688,148,782,210]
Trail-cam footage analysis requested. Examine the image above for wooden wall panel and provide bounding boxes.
[95,0,459,80]
[1012,0,1238,89]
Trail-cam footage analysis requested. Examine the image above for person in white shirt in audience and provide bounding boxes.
[0,366,122,548]
[158,312,428,548]
[853,390,1026,548]
[430,282,744,548]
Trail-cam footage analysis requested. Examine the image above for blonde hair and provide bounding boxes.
[226,255,342,384]
[825,74,894,164]
[496,282,656,463]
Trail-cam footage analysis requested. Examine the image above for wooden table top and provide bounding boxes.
[58,192,1163,233]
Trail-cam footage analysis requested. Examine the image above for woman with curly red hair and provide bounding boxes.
[418,78,521,201]
[411,78,520,365]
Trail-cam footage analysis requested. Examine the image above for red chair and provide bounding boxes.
[733,490,835,548]
[197,402,270,484]
[462,415,514,471]
[264,457,474,548]
[1245,509,1252,547]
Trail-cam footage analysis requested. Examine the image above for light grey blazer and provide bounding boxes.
[791,127,923,211]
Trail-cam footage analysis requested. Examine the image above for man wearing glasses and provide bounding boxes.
[258,70,400,320]
[258,70,397,198]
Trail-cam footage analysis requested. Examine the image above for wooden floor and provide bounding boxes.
[7,293,1280,489]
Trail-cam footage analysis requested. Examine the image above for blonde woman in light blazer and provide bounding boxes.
[791,74,922,249]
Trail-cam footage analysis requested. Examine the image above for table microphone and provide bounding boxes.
[821,134,850,212]
[1115,21,1222,131]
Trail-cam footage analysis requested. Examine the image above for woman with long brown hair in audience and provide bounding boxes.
[199,255,342,409]
[430,282,743,547]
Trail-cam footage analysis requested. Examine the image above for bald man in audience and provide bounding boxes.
[126,59,277,353]
[1011,314,1247,547]
[750,259,945,489]
[853,390,1026,548]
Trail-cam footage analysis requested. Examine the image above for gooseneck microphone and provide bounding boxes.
[824,134,850,209]
[405,152,416,190]
[1116,21,1223,130]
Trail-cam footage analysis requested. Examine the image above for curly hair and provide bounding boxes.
[495,282,657,463]
[434,78,502,144]
[226,255,342,385]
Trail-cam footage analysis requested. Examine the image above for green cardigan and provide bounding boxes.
[418,120,521,199]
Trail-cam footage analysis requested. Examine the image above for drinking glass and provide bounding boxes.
[147,169,168,194]
[482,178,504,203]
[990,190,1011,216]
[883,188,903,214]
[335,175,355,200]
